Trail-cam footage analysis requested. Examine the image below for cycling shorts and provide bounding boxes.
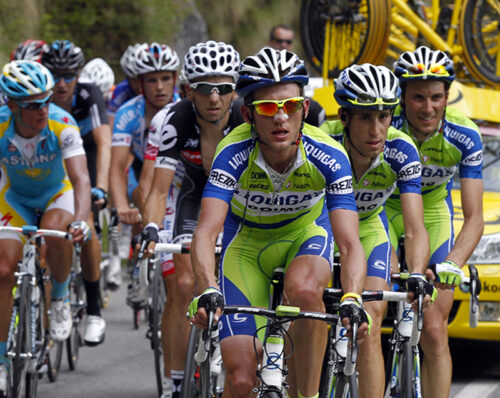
[359,210,391,283]
[0,176,74,241]
[386,195,454,264]
[218,217,333,342]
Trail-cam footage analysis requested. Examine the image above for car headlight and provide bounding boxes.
[468,233,500,264]
[478,302,500,322]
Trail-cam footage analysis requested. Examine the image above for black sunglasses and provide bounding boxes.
[189,82,235,96]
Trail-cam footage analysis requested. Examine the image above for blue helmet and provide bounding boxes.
[334,64,400,111]
[0,60,54,99]
[236,47,309,99]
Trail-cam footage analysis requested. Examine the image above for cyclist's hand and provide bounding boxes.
[91,187,108,210]
[427,260,464,289]
[338,297,372,341]
[406,273,437,310]
[117,205,141,225]
[138,223,159,257]
[68,220,91,244]
[188,287,224,329]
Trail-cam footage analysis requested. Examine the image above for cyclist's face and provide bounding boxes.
[52,69,78,106]
[343,109,392,158]
[187,76,236,123]
[141,71,176,108]
[403,80,448,139]
[242,83,309,153]
[8,92,51,137]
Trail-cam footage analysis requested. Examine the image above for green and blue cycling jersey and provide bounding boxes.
[321,120,422,282]
[386,105,483,263]
[203,122,357,340]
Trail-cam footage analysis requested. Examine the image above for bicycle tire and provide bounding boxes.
[332,373,358,398]
[181,325,202,398]
[12,275,32,398]
[151,260,165,397]
[47,340,63,382]
[300,0,390,77]
[318,328,335,397]
[67,273,85,371]
[459,0,500,88]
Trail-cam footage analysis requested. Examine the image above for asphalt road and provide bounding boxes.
[36,271,500,397]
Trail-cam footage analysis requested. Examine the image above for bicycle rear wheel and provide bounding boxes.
[459,0,500,88]
[300,0,391,77]
[151,261,166,397]
[46,340,63,382]
[11,275,32,398]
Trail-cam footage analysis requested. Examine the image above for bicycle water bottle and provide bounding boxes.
[260,331,284,388]
[335,319,348,358]
[396,300,414,338]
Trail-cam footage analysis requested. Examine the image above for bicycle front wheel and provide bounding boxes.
[459,0,500,88]
[181,326,202,398]
[67,272,85,371]
[151,261,166,397]
[332,373,358,398]
[11,275,32,398]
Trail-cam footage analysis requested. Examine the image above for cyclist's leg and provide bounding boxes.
[418,197,454,398]
[220,335,260,397]
[357,211,391,398]
[285,255,331,397]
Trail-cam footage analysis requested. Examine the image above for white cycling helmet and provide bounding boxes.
[334,64,400,111]
[120,44,141,78]
[236,47,309,99]
[11,39,47,63]
[79,58,115,95]
[394,46,455,84]
[183,40,240,82]
[134,42,179,76]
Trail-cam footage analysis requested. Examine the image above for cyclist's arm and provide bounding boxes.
[447,178,484,266]
[400,192,429,274]
[92,124,111,192]
[330,208,366,295]
[191,197,227,295]
[65,154,91,222]
[136,158,155,214]
[109,145,139,224]
[142,166,175,225]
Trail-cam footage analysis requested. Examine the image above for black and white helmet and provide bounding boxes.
[236,47,309,99]
[334,64,400,111]
[120,44,141,78]
[10,40,47,63]
[394,46,455,84]
[42,40,85,71]
[134,42,179,76]
[183,41,240,82]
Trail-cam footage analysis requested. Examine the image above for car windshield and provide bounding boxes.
[453,133,500,192]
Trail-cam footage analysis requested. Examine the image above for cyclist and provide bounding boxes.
[10,39,47,63]
[189,47,369,398]
[109,42,180,290]
[107,44,143,128]
[321,63,433,398]
[79,57,116,105]
[0,60,91,392]
[139,40,242,397]
[42,40,110,346]
[386,46,484,397]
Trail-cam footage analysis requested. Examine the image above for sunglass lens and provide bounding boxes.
[255,102,278,116]
[283,99,303,114]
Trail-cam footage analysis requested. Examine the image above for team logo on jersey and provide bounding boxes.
[228,147,252,170]
[445,126,476,150]
[397,161,421,181]
[209,169,236,190]
[422,155,429,162]
[384,146,408,164]
[363,179,369,186]
[8,144,16,152]
[185,138,199,148]
[303,141,341,172]
[326,176,353,194]
[462,150,483,167]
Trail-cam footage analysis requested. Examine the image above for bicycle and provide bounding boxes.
[383,237,481,398]
[1,225,72,398]
[300,0,500,88]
